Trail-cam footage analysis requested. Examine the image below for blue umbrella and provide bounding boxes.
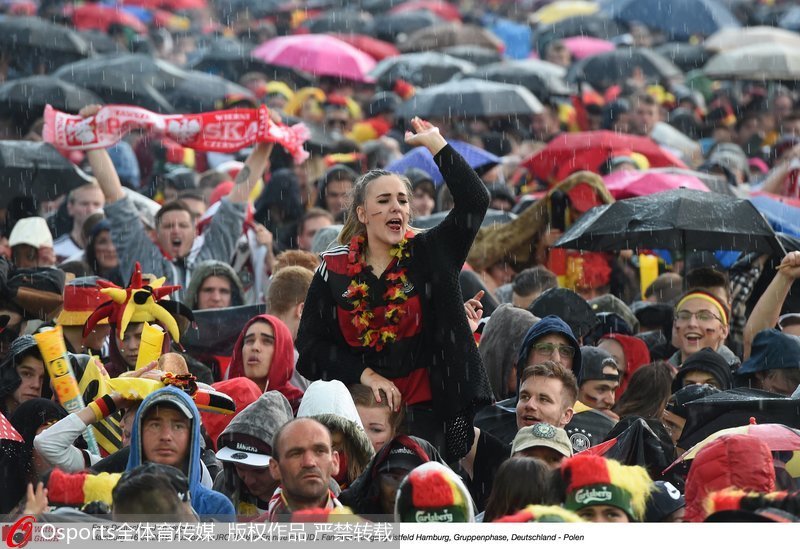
[749,195,800,239]
[598,0,739,41]
[386,140,500,186]
[485,16,531,60]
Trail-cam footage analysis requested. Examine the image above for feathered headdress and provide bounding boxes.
[82,262,192,343]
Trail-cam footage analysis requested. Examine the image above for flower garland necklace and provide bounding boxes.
[345,230,414,351]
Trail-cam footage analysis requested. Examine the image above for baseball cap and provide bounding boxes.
[216,434,272,468]
[644,481,685,522]
[377,440,428,474]
[9,217,53,249]
[140,388,193,421]
[511,423,573,458]
[578,346,620,385]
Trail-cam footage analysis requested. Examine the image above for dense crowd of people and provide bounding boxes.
[3,0,800,528]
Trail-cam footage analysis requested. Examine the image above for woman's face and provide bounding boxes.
[357,175,411,249]
[94,230,119,270]
[356,404,394,452]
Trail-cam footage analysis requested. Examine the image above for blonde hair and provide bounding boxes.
[338,169,415,245]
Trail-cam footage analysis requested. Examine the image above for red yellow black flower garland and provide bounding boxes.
[346,231,414,351]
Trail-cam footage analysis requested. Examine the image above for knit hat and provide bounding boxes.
[394,462,475,523]
[493,505,583,523]
[705,488,800,523]
[56,277,112,326]
[674,347,733,391]
[9,217,53,249]
[561,454,653,521]
[511,423,573,458]
[578,346,619,386]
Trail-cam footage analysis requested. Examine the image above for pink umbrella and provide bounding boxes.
[561,36,615,60]
[603,169,709,199]
[252,34,377,83]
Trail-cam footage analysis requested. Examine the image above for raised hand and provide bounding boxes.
[404,116,447,156]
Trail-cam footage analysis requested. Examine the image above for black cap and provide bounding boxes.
[644,481,685,522]
[578,346,619,385]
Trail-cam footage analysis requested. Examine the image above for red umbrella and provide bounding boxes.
[71,4,147,34]
[252,34,377,83]
[602,169,709,199]
[0,411,23,443]
[329,33,400,61]
[522,131,688,184]
[390,1,462,22]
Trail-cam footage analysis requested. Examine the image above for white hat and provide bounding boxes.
[8,217,53,249]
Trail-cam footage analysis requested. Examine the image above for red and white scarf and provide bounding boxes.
[43,104,310,163]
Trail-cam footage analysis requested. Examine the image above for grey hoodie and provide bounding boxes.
[184,260,246,310]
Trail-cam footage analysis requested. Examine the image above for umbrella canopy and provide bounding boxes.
[79,29,125,54]
[0,76,102,118]
[252,34,376,83]
[54,53,187,113]
[602,169,709,199]
[676,421,800,464]
[167,71,255,114]
[533,14,623,57]
[369,51,475,87]
[0,141,94,209]
[330,33,400,61]
[386,139,500,185]
[523,131,687,183]
[553,188,785,255]
[678,388,800,451]
[567,47,683,92]
[653,42,712,73]
[398,22,504,53]
[750,193,800,239]
[487,16,532,60]
[705,26,800,52]
[302,10,375,35]
[373,10,444,44]
[390,1,461,22]
[531,1,600,25]
[71,3,148,34]
[441,45,502,66]
[779,7,800,33]
[182,304,266,357]
[599,0,740,41]
[0,16,91,75]
[703,43,800,81]
[471,59,573,100]
[413,209,516,230]
[561,36,615,60]
[396,78,544,118]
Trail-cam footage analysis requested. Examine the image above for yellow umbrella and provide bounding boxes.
[531,1,600,25]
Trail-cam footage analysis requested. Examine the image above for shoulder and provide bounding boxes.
[317,245,350,281]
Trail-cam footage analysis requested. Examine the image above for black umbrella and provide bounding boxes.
[214,0,286,21]
[370,52,476,88]
[373,10,444,43]
[0,17,90,75]
[303,10,375,34]
[0,76,102,120]
[530,287,598,341]
[441,45,503,66]
[78,29,126,55]
[567,47,683,92]
[678,388,800,450]
[654,42,712,73]
[181,304,266,357]
[168,71,255,114]
[54,54,186,113]
[554,188,785,256]
[413,209,515,230]
[396,78,544,118]
[470,59,573,100]
[592,417,677,482]
[533,14,623,56]
[0,142,94,209]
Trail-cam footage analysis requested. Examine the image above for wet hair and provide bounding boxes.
[155,201,195,226]
[338,169,414,244]
[298,208,334,238]
[267,266,313,315]
[272,250,320,273]
[685,267,731,304]
[519,361,578,409]
[483,458,556,522]
[349,383,404,435]
[612,361,674,419]
[512,266,557,298]
[112,463,194,521]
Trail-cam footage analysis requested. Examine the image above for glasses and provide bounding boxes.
[532,342,576,358]
[674,310,722,323]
